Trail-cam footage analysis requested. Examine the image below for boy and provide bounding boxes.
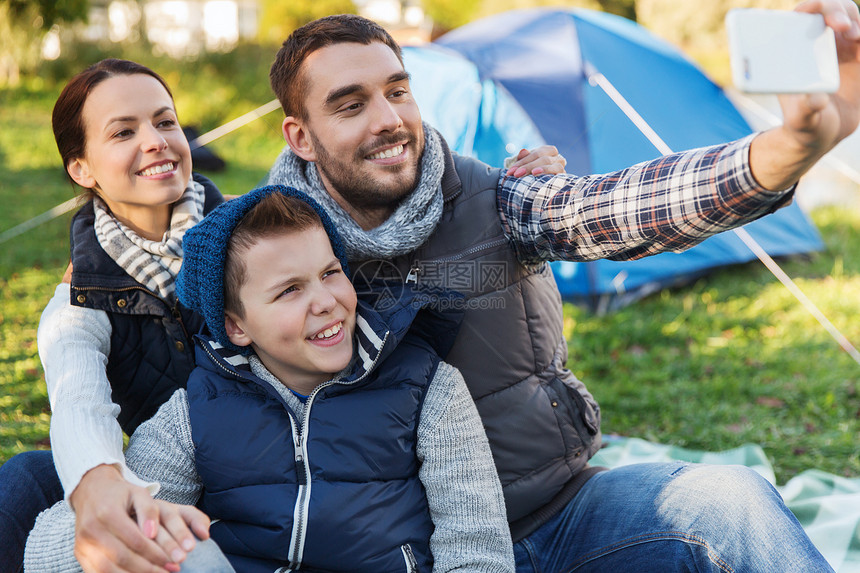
[25,185,514,573]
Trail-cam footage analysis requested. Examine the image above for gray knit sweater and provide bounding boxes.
[24,358,514,572]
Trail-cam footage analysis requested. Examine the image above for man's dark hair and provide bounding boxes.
[269,14,403,120]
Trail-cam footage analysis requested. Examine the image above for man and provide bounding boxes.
[261,2,859,571]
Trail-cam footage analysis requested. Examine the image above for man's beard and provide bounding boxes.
[309,129,424,211]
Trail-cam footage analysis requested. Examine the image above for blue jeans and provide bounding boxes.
[0,450,63,573]
[515,462,833,573]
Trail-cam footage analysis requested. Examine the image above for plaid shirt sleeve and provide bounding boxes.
[496,135,795,266]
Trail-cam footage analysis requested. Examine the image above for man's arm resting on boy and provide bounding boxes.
[417,362,515,573]
[25,390,207,572]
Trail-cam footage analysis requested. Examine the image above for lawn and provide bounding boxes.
[1,48,858,485]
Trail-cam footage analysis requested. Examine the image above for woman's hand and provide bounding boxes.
[71,464,209,573]
[505,145,567,177]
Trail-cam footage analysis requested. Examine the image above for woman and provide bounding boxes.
[0,58,222,572]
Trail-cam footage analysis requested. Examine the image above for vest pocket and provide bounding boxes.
[401,543,419,573]
[546,377,600,463]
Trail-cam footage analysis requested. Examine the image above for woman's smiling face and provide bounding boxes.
[67,73,192,238]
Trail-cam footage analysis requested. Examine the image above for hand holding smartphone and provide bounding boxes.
[726,9,839,94]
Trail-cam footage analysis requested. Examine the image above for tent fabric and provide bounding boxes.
[404,8,823,311]
[594,437,860,572]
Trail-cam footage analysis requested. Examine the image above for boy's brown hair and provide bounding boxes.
[224,193,324,318]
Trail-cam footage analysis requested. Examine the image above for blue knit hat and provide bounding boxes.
[176,185,350,353]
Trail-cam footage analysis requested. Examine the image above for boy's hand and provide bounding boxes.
[505,145,567,177]
[70,464,208,573]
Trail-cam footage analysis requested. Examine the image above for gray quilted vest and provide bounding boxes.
[350,150,603,541]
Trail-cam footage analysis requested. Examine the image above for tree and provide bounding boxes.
[5,0,88,29]
[0,0,88,84]
[423,0,482,32]
[425,0,635,37]
[258,0,357,45]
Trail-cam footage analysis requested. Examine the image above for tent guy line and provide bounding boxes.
[0,98,282,246]
[585,61,860,367]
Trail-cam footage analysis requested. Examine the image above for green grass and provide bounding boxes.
[565,207,860,482]
[1,49,859,485]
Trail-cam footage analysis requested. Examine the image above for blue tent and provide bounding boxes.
[403,8,823,312]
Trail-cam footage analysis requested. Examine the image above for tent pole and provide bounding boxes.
[583,61,860,367]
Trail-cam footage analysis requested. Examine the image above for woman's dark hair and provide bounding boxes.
[52,58,174,194]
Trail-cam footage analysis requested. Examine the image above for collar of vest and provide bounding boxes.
[194,283,464,386]
[439,135,462,203]
[70,173,224,292]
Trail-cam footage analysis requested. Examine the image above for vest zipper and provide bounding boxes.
[401,543,419,572]
[406,261,421,284]
[432,237,508,263]
[287,414,310,570]
[197,345,247,386]
[285,330,391,571]
[403,237,508,286]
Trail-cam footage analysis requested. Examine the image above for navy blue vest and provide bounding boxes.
[69,174,223,434]
[188,289,463,572]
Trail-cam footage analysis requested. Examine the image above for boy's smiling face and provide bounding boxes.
[224,226,357,395]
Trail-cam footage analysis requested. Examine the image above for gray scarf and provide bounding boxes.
[93,180,206,301]
[267,123,445,260]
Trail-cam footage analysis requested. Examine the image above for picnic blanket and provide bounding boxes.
[593,437,860,572]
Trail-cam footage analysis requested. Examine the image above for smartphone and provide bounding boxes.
[726,9,839,93]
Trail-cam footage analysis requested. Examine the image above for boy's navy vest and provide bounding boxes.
[69,174,223,434]
[188,290,463,572]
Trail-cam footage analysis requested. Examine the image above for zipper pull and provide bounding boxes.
[401,544,419,572]
[295,452,307,485]
[405,261,421,284]
[294,433,307,485]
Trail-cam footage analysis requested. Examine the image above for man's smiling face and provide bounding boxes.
[284,41,425,225]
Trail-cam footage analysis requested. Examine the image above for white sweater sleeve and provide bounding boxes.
[24,389,200,572]
[417,361,514,573]
[37,283,155,499]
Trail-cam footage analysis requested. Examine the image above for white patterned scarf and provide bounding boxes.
[93,180,206,301]
[267,123,446,260]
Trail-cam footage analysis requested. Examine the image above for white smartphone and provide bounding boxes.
[726,9,839,93]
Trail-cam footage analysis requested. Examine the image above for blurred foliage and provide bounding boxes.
[0,0,89,84]
[427,0,635,34]
[2,0,88,29]
[257,0,358,45]
[423,0,483,32]
[33,40,280,130]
